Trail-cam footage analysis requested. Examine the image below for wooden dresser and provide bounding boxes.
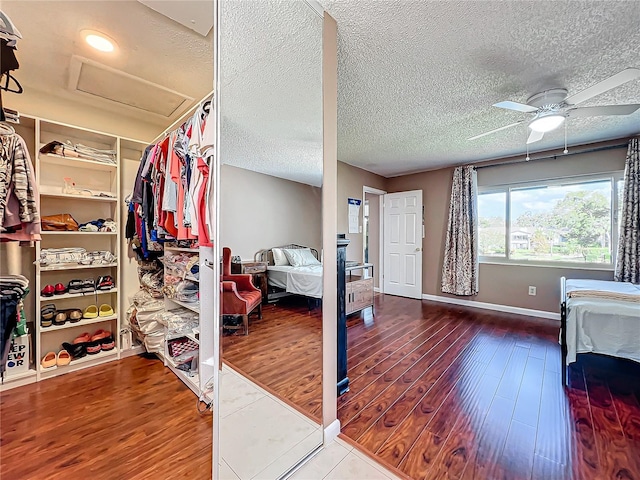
[345,263,374,315]
[231,261,268,304]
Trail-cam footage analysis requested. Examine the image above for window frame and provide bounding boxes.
[478,171,624,269]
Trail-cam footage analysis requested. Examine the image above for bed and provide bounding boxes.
[255,244,322,303]
[560,277,640,385]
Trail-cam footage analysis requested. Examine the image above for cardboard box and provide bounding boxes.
[6,334,30,376]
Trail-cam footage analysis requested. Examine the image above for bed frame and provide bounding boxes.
[560,276,569,386]
[254,244,320,304]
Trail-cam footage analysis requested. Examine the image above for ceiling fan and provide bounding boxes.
[469,68,640,144]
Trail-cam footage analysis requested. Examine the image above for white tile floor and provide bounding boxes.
[290,437,400,480]
[218,367,400,480]
[219,366,323,480]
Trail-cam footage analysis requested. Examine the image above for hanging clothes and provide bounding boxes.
[0,130,41,242]
[126,97,214,253]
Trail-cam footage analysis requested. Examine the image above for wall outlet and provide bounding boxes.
[528,286,537,296]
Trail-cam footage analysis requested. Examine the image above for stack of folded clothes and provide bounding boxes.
[39,140,116,165]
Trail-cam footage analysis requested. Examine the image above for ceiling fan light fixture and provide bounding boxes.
[529,113,565,133]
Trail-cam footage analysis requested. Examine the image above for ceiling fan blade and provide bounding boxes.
[564,68,640,106]
[527,130,544,144]
[492,101,538,113]
[468,121,523,141]
[566,104,640,118]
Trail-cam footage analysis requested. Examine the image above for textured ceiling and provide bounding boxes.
[220,0,323,186]
[2,0,213,131]
[4,1,639,182]
[319,0,640,176]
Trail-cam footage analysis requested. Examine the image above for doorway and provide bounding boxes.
[362,186,386,292]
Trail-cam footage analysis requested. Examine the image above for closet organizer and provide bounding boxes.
[0,114,149,390]
[126,97,215,397]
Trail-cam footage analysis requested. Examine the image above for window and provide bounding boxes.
[478,174,623,266]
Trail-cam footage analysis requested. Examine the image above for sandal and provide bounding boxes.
[67,279,83,295]
[96,275,114,291]
[99,304,114,317]
[57,350,71,366]
[54,283,67,295]
[40,304,56,327]
[53,311,68,326]
[63,342,86,359]
[86,340,101,355]
[67,308,83,323]
[91,329,111,341]
[41,352,57,369]
[41,284,55,297]
[100,335,115,351]
[82,278,96,293]
[83,305,98,319]
[72,332,91,344]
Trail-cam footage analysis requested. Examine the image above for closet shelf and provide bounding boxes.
[39,263,118,272]
[166,298,200,313]
[40,231,117,236]
[38,153,117,171]
[40,314,117,332]
[40,192,117,202]
[39,288,118,301]
[40,349,118,375]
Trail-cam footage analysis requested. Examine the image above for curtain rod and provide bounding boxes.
[474,141,630,170]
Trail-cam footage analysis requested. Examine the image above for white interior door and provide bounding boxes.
[383,190,423,299]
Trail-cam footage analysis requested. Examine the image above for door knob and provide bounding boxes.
[415,247,421,252]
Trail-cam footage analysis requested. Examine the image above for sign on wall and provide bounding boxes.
[348,198,361,234]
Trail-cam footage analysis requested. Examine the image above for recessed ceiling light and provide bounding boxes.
[81,30,117,53]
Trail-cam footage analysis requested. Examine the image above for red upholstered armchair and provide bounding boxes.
[222,247,262,335]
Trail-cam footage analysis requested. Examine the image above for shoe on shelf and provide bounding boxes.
[96,275,114,291]
[86,340,101,355]
[100,335,115,351]
[56,350,71,366]
[67,308,83,323]
[67,279,83,295]
[53,311,67,326]
[41,352,57,369]
[82,278,96,293]
[91,329,111,341]
[98,304,114,317]
[62,342,86,359]
[54,283,67,295]
[41,285,55,297]
[83,305,98,319]
[40,304,56,327]
[72,332,91,344]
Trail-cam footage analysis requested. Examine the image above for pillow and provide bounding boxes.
[272,248,289,266]
[283,248,321,267]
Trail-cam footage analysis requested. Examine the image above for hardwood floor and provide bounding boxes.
[222,296,323,422]
[2,294,638,480]
[338,294,640,480]
[0,355,212,480]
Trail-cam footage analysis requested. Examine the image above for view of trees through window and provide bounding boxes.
[479,179,615,264]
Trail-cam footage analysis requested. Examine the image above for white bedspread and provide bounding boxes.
[565,280,640,365]
[267,265,323,299]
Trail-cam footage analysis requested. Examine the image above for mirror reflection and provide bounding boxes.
[218,1,324,479]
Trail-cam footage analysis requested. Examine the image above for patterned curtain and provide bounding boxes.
[615,137,640,284]
[441,166,479,295]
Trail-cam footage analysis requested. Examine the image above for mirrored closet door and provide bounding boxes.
[217,1,325,478]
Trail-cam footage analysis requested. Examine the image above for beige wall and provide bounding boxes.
[337,161,387,262]
[386,144,627,313]
[220,164,322,260]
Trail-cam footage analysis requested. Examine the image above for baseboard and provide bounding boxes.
[120,344,145,359]
[421,293,560,321]
[373,287,381,293]
[323,419,341,444]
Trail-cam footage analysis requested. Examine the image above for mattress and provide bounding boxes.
[267,264,323,299]
[564,280,640,365]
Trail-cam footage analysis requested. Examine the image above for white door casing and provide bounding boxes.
[383,190,423,299]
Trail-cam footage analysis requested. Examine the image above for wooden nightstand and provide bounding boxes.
[231,261,268,304]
